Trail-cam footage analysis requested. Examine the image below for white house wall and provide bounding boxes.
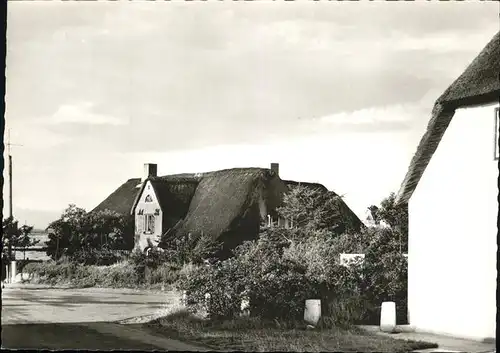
[408,102,498,341]
[134,181,163,251]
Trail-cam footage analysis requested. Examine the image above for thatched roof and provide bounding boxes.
[438,31,500,108]
[92,173,202,215]
[395,31,500,205]
[92,178,141,215]
[165,168,279,245]
[284,179,364,232]
[283,180,329,192]
[93,166,363,255]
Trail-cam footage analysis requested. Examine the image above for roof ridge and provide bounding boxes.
[153,167,271,179]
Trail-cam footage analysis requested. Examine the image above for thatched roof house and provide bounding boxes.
[93,163,363,255]
[395,30,500,204]
[393,31,499,341]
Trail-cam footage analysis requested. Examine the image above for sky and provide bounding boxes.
[3,1,499,229]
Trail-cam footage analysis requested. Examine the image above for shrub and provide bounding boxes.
[363,247,408,324]
[180,231,344,321]
[179,258,245,319]
[17,259,33,273]
[68,248,128,266]
[22,261,77,285]
[145,262,182,286]
[247,257,317,320]
[179,225,410,326]
[100,261,140,288]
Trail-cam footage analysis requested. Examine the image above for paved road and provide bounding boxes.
[1,284,207,351]
[2,284,176,324]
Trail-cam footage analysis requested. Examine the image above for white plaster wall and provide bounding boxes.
[408,103,498,341]
[134,181,162,251]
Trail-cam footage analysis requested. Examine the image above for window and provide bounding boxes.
[145,194,153,203]
[145,214,155,234]
[494,108,499,161]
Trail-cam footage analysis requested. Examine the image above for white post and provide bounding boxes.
[3,264,8,285]
[11,261,17,283]
[304,299,321,326]
[380,301,396,332]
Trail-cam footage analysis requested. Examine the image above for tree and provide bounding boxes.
[46,204,87,261]
[45,204,134,262]
[368,193,408,253]
[2,217,22,262]
[277,185,363,236]
[2,217,38,261]
[18,225,39,260]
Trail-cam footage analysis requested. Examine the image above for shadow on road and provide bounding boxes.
[1,323,161,350]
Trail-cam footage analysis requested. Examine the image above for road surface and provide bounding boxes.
[1,284,207,350]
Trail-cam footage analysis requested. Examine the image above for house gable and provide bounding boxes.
[395,31,500,205]
[134,180,163,250]
[135,180,161,213]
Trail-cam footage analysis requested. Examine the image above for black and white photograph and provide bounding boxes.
[1,1,498,351]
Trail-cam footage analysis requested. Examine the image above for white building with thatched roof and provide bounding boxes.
[94,162,364,258]
[396,31,499,341]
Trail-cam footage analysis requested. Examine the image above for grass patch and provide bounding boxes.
[146,308,438,352]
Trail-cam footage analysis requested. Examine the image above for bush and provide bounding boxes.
[180,230,339,320]
[128,247,173,283]
[247,257,317,320]
[145,262,182,286]
[17,259,33,273]
[99,261,140,288]
[23,248,184,289]
[180,225,408,326]
[179,258,245,319]
[68,248,129,266]
[23,261,77,285]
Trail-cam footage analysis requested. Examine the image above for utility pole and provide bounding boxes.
[6,130,23,267]
[6,129,23,219]
[9,154,12,218]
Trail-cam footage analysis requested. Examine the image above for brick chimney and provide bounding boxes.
[270,163,279,176]
[142,163,157,182]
